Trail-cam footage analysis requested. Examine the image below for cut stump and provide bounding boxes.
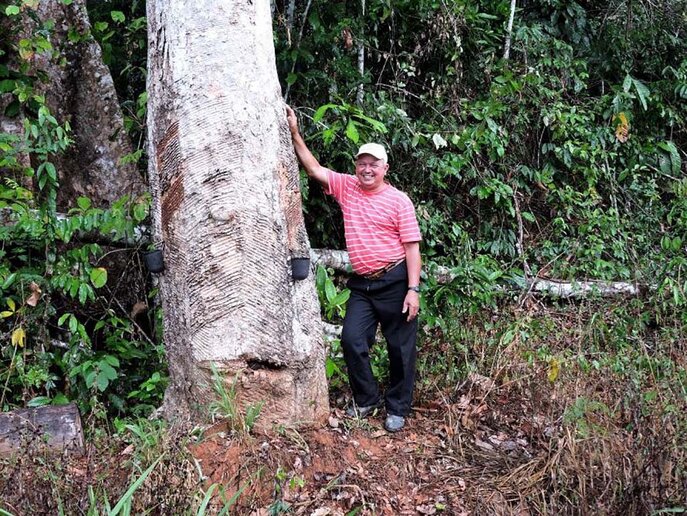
[0,403,84,456]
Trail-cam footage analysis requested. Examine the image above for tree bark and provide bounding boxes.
[503,0,517,61]
[311,249,645,299]
[0,404,84,456]
[5,0,145,209]
[356,0,366,105]
[147,0,328,426]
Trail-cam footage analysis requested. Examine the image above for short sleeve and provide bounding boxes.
[324,170,354,207]
[396,194,422,243]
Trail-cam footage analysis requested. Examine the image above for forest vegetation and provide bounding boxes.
[1,0,686,513]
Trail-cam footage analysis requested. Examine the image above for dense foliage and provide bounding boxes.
[0,0,683,409]
[274,0,687,295]
[0,0,686,513]
[0,0,163,417]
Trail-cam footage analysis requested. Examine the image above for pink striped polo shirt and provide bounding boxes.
[325,170,422,276]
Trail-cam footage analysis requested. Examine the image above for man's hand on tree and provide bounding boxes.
[285,105,299,135]
[402,291,420,322]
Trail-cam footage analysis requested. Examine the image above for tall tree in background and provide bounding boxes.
[1,0,144,209]
[146,0,328,425]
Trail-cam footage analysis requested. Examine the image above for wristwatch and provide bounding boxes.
[408,285,420,293]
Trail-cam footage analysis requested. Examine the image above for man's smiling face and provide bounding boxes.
[355,154,389,192]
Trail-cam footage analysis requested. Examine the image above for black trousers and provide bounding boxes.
[341,261,418,417]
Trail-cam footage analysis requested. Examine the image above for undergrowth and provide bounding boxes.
[0,294,685,514]
[416,297,687,513]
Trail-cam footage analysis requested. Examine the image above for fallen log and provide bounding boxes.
[0,403,84,456]
[310,248,645,299]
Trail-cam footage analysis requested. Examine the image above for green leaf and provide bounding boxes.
[44,162,57,181]
[90,267,107,288]
[96,371,110,391]
[316,265,327,299]
[2,273,17,289]
[353,113,388,134]
[110,10,125,22]
[324,279,337,303]
[133,202,148,222]
[99,361,118,381]
[632,78,650,110]
[622,74,633,92]
[330,290,350,306]
[345,120,359,143]
[5,5,20,15]
[27,396,52,407]
[312,103,337,123]
[4,100,20,117]
[308,10,321,29]
[77,196,91,210]
[58,313,70,326]
[78,282,88,304]
[325,357,340,379]
[110,457,163,515]
[197,484,218,516]
[103,355,120,367]
[658,141,681,175]
[52,393,70,405]
[69,278,79,298]
[286,73,298,86]
[0,79,15,93]
[69,314,78,334]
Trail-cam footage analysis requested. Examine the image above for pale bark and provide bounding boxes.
[512,188,532,278]
[356,0,366,105]
[4,0,144,209]
[503,0,517,61]
[286,0,296,43]
[311,249,645,299]
[147,0,328,426]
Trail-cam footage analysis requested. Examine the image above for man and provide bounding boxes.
[286,106,421,433]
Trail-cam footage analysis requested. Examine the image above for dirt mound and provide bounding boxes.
[191,405,475,515]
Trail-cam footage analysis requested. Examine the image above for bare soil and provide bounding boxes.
[188,385,539,516]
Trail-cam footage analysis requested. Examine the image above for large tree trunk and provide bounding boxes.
[147,0,328,426]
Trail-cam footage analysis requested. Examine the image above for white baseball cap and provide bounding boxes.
[355,143,388,163]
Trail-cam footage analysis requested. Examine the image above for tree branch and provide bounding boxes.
[356,0,366,105]
[503,0,517,60]
[310,248,646,299]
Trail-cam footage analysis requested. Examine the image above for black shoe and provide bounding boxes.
[345,400,383,418]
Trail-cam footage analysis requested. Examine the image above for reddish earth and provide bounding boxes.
[189,395,524,515]
[0,374,552,514]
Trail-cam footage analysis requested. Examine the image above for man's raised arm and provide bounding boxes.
[286,105,330,188]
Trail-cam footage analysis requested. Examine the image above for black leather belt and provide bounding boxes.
[364,259,404,280]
